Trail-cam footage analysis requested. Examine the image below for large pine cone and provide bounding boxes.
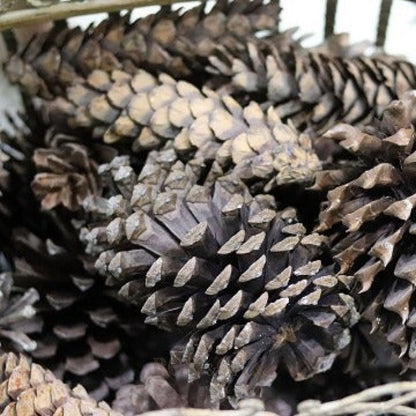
[41,68,320,189]
[313,91,416,369]
[81,166,359,402]
[209,42,416,133]
[6,0,282,99]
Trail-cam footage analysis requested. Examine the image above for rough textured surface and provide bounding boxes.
[31,133,100,211]
[0,127,170,401]
[12,226,143,401]
[0,269,39,354]
[0,352,121,415]
[81,170,358,402]
[112,362,214,414]
[313,91,416,369]
[40,68,321,189]
[5,0,282,98]
[209,43,416,133]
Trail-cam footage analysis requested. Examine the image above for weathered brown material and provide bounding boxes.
[0,271,39,354]
[0,352,121,415]
[209,43,416,132]
[113,362,213,414]
[31,134,100,211]
[12,224,167,401]
[313,91,416,369]
[81,170,358,402]
[0,124,168,402]
[41,68,321,189]
[5,0,281,98]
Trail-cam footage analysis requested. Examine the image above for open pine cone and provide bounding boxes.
[1,127,168,400]
[112,361,214,414]
[12,224,171,401]
[313,90,416,369]
[31,138,99,211]
[81,166,359,402]
[0,267,40,354]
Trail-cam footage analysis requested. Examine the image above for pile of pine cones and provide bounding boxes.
[1,1,416,415]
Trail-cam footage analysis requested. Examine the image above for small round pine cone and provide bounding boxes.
[30,130,120,211]
[313,91,416,369]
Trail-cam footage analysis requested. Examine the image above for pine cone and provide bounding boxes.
[1,126,170,400]
[31,134,100,211]
[0,267,40,354]
[112,362,214,414]
[313,91,416,368]
[12,224,171,401]
[81,170,358,402]
[41,69,321,188]
[0,352,121,415]
[5,0,281,99]
[209,43,416,133]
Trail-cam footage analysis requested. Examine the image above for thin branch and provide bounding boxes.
[139,400,277,416]
[0,0,197,31]
[296,382,416,416]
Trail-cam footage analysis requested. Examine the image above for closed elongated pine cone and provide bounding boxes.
[312,91,416,369]
[209,42,416,133]
[0,352,121,415]
[5,0,281,99]
[42,68,321,189]
[81,171,358,402]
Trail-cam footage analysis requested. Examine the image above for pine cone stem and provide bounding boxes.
[0,0,196,31]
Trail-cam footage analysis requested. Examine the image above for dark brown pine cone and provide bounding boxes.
[312,91,416,370]
[81,169,359,402]
[112,362,214,414]
[0,352,121,415]
[12,223,172,402]
[208,42,416,133]
[5,0,281,99]
[1,127,170,401]
[40,69,320,189]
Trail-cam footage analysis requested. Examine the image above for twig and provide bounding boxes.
[139,400,277,416]
[296,382,416,416]
[0,0,197,31]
